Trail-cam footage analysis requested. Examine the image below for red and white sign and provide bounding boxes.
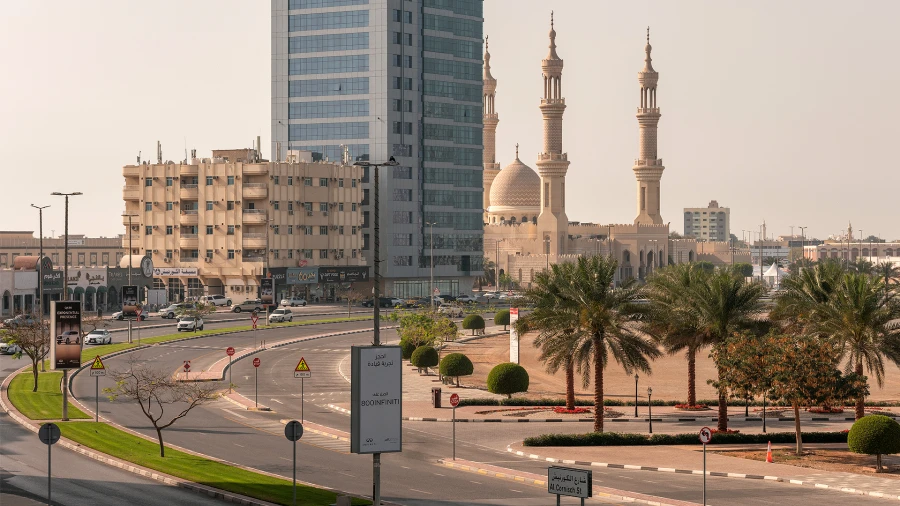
[135,307,143,318]
[449,393,460,408]
[226,346,235,357]
[433,287,440,295]
[699,426,712,445]
[183,360,191,373]
[253,357,261,368]
[251,313,259,324]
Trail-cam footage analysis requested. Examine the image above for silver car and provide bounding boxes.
[268,308,293,323]
[176,317,204,332]
[232,299,264,313]
[84,329,112,345]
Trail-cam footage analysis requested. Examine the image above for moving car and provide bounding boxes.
[280,296,307,307]
[456,294,479,304]
[232,299,264,313]
[3,315,35,329]
[0,341,22,355]
[160,303,195,319]
[200,294,232,307]
[268,308,293,323]
[176,316,204,332]
[482,292,500,300]
[361,297,394,308]
[84,329,112,345]
[56,330,80,345]
[111,310,147,321]
[437,304,464,318]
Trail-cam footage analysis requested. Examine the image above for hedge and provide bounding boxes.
[439,353,474,387]
[487,363,529,399]
[456,397,900,408]
[461,315,485,335]
[848,415,900,456]
[494,309,510,330]
[524,431,849,447]
[410,345,439,372]
[399,339,416,360]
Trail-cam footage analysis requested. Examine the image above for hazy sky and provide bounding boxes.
[2,1,898,242]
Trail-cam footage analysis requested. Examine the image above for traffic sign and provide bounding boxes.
[433,287,440,295]
[449,393,460,408]
[226,346,235,356]
[135,307,143,318]
[253,357,261,368]
[39,423,61,445]
[294,357,311,378]
[183,360,191,373]
[285,420,304,441]
[89,356,106,377]
[699,426,712,444]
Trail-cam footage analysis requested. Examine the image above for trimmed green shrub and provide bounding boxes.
[495,309,510,330]
[461,315,485,335]
[399,339,416,360]
[524,431,850,447]
[410,345,439,373]
[487,362,529,399]
[439,353,474,386]
[848,415,900,472]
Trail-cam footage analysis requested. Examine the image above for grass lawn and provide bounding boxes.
[58,422,370,505]
[81,315,373,363]
[7,370,90,420]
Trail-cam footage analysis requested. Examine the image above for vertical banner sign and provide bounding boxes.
[509,308,520,364]
[351,346,402,454]
[49,300,83,370]
[260,278,275,308]
[122,285,139,315]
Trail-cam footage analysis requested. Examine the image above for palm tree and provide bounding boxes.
[644,264,710,406]
[875,262,899,298]
[689,268,766,431]
[771,260,845,333]
[813,272,900,419]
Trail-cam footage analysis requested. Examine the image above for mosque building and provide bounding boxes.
[482,18,704,287]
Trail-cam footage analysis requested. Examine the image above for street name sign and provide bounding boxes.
[294,357,311,378]
[89,356,106,377]
[350,345,402,454]
[548,466,592,499]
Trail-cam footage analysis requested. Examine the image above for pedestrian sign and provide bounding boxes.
[294,357,311,378]
[90,356,106,377]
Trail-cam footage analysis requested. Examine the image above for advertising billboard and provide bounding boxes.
[509,308,520,363]
[318,266,369,284]
[122,285,139,314]
[49,300,83,370]
[350,346,402,454]
[260,277,275,308]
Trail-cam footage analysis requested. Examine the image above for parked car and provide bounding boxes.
[232,299,264,313]
[280,296,307,307]
[160,303,195,319]
[268,308,294,323]
[390,297,404,307]
[3,314,36,329]
[176,316,204,332]
[482,292,500,300]
[0,341,22,355]
[111,310,147,321]
[456,294,479,304]
[361,297,394,308]
[56,330,80,345]
[437,304,464,318]
[200,294,232,307]
[84,329,112,345]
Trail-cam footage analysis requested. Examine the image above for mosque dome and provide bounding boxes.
[489,156,540,209]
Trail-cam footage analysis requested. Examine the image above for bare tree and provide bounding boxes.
[2,317,50,392]
[105,358,219,457]
[81,314,110,335]
[342,287,366,317]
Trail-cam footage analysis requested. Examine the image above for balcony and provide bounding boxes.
[243,164,268,175]
[121,214,141,226]
[123,185,141,201]
[179,235,199,248]
[242,256,265,263]
[242,183,268,199]
[242,209,267,224]
[179,256,200,263]
[180,164,198,176]
[180,184,198,200]
[180,210,198,225]
[242,234,267,248]
[123,166,141,177]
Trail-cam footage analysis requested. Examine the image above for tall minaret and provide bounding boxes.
[536,12,569,255]
[633,28,665,225]
[482,36,501,221]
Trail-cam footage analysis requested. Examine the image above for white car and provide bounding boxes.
[390,297,404,307]
[0,341,22,355]
[280,297,307,307]
[200,294,232,307]
[84,329,112,345]
[437,304,464,318]
[176,316,204,332]
[482,292,500,300]
[456,294,479,304]
[268,308,294,323]
[111,310,147,321]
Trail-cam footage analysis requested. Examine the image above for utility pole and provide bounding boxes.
[32,204,50,372]
[123,213,138,343]
[799,226,807,264]
[51,191,82,422]
[426,221,435,310]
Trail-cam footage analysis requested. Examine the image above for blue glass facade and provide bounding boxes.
[289,77,369,97]
[289,32,369,53]
[288,10,369,32]
[289,55,369,75]
[289,0,367,9]
[289,99,369,119]
[289,122,369,141]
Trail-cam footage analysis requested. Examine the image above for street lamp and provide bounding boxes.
[756,352,767,433]
[32,204,50,372]
[51,191,82,422]
[495,238,506,290]
[426,221,436,310]
[647,386,653,434]
[798,226,807,263]
[352,155,397,506]
[634,373,639,417]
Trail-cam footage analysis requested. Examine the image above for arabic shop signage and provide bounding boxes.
[286,267,318,285]
[42,270,64,293]
[317,266,369,284]
[152,267,198,277]
[67,268,107,288]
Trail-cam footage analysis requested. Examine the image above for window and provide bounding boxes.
[206,201,214,210]
[302,249,313,258]
[393,256,413,266]
[319,202,329,212]
[164,250,172,259]
[288,10,369,31]
[288,249,293,259]
[393,233,413,246]
[392,166,412,179]
[393,211,413,224]
[206,249,213,259]
[288,0,368,9]
[206,176,214,186]
[351,179,357,188]
[338,203,344,211]
[289,77,369,98]
[393,122,412,135]
[206,225,213,235]
[423,0,481,17]
[166,177,174,187]
[227,225,235,235]
[287,176,293,186]
[304,202,313,212]
[393,10,412,23]
[288,202,294,212]
[90,253,97,266]
[145,226,153,235]
[145,202,152,211]
[424,13,483,38]
[227,201,235,210]
[319,250,329,259]
[227,176,235,185]
[227,249,235,259]
[393,99,413,112]
[424,123,481,145]
[319,226,328,235]
[339,226,345,235]
[289,32,369,54]
[166,226,173,235]
[289,99,369,119]
[352,249,357,258]
[393,55,413,68]
[338,178,344,188]
[392,189,412,201]
[304,177,313,186]
[289,122,368,141]
[274,176,280,184]
[274,201,280,210]
[393,32,413,46]
[352,226,357,234]
[273,225,280,235]
[424,35,480,59]
[424,58,481,81]
[102,253,109,266]
[166,201,174,211]
[424,80,481,103]
[288,225,293,234]
[289,55,369,75]
[274,250,280,259]
[393,77,413,90]
[145,178,152,187]
[304,226,313,235]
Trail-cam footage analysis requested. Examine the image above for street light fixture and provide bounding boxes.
[32,204,50,372]
[647,386,653,434]
[633,373,639,417]
[51,191,82,422]
[122,212,139,344]
[352,156,398,506]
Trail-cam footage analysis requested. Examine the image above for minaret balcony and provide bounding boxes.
[636,107,660,114]
[634,158,664,167]
[538,152,568,162]
[484,113,498,121]
[541,98,566,105]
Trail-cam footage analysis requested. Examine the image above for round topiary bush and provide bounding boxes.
[487,362,529,399]
[462,314,486,335]
[495,309,510,330]
[848,414,900,472]
[399,339,416,360]
[410,345,439,374]
[439,353,474,386]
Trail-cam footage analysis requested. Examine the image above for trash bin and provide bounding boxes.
[97,309,103,319]
[431,387,441,408]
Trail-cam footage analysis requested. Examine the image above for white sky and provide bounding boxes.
[1,1,898,242]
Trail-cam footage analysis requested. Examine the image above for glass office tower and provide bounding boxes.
[272,0,484,297]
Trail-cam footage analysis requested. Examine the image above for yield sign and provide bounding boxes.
[294,357,311,378]
[90,356,106,377]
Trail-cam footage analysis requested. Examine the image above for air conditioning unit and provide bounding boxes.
[214,225,220,229]
[307,211,313,216]
[288,210,294,215]
[213,175,219,180]
[204,257,211,262]
[131,226,139,231]
[163,257,170,262]
[331,177,337,181]
[153,249,159,253]
[329,225,338,231]
[153,225,159,229]
[174,225,179,229]
[329,203,337,208]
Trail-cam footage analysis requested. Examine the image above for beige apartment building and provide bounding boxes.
[683,201,730,242]
[0,231,123,269]
[122,149,365,299]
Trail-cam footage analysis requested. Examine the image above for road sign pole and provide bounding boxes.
[229,355,233,394]
[292,438,297,506]
[452,405,456,460]
[95,375,99,423]
[48,436,51,506]
[255,364,259,408]
[703,443,707,506]
[301,378,304,423]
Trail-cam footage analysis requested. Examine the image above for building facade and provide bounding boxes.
[122,151,366,301]
[0,231,123,270]
[683,200,730,242]
[271,0,485,297]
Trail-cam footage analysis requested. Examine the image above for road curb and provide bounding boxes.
[505,445,900,501]
[105,309,373,333]
[399,415,865,423]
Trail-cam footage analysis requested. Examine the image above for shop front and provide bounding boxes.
[107,262,154,310]
[285,267,318,301]
[316,266,370,303]
[67,268,108,313]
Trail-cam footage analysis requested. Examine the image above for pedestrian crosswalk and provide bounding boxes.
[299,430,350,453]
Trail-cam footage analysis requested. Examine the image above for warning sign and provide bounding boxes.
[294,357,311,378]
[90,356,106,377]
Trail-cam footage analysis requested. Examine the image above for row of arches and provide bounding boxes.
[491,215,538,225]
[818,248,896,260]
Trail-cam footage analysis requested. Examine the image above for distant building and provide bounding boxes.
[684,201,730,242]
[0,231,123,270]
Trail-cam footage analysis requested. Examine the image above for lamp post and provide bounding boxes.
[633,373,639,417]
[495,238,506,290]
[647,386,653,434]
[353,156,398,506]
[51,191,82,422]
[32,204,50,372]
[799,226,807,263]
[122,213,139,343]
[426,221,436,310]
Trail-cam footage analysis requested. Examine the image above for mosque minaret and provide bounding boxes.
[482,36,501,221]
[535,12,570,255]
[633,28,665,225]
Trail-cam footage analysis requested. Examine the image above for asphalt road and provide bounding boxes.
[68,321,895,506]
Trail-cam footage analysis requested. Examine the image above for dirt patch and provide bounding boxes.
[712,448,900,478]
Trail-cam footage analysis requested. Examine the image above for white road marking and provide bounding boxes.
[270,398,284,404]
[409,489,432,495]
[222,408,247,419]
[470,481,482,485]
[234,443,244,447]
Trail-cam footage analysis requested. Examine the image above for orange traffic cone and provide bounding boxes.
[766,441,774,463]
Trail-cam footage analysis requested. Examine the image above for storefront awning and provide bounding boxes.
[85,286,96,295]
[225,278,244,286]
[96,286,107,293]
[73,286,85,296]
